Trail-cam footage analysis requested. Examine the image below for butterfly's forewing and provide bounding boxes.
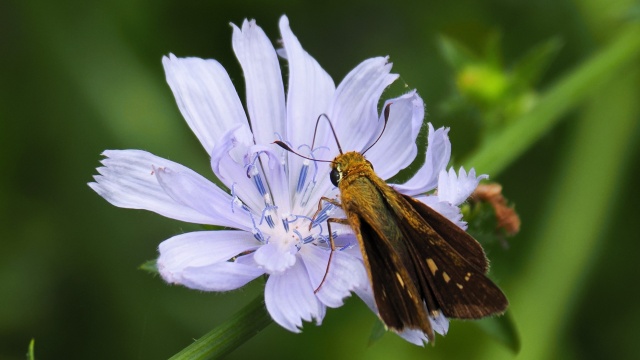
[341,175,435,339]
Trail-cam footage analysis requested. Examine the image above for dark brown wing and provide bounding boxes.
[351,214,436,339]
[401,194,489,273]
[341,176,435,339]
[341,174,507,338]
[387,191,508,319]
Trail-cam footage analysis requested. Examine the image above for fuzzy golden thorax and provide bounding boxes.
[330,151,375,187]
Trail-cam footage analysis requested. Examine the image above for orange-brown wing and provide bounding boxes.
[341,176,435,339]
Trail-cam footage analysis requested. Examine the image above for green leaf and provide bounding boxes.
[511,37,563,89]
[475,311,520,353]
[138,259,158,275]
[463,22,640,176]
[464,202,501,247]
[439,36,478,70]
[169,294,272,360]
[483,31,504,69]
[26,339,35,360]
[367,318,387,346]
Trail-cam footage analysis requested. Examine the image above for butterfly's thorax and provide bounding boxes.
[332,152,373,186]
[331,152,398,226]
[333,152,380,201]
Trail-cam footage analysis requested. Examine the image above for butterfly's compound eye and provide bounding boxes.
[330,168,341,186]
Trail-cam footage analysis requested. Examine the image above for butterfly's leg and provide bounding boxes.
[314,216,350,293]
[309,196,342,229]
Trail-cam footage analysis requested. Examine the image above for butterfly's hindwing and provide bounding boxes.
[401,194,489,273]
[389,192,509,318]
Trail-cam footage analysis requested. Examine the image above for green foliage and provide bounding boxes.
[139,260,159,275]
[463,202,500,247]
[26,339,35,360]
[368,319,388,346]
[475,312,520,354]
[439,34,562,134]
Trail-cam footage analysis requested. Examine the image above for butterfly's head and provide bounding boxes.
[330,151,373,187]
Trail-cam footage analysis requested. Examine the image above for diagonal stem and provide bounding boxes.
[168,295,272,360]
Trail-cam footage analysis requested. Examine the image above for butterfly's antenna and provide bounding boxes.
[362,103,392,155]
[274,113,347,160]
[273,141,333,162]
[311,114,343,155]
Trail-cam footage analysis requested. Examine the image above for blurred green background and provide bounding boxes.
[2,0,639,359]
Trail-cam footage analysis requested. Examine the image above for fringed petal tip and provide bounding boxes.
[90,149,227,225]
[438,167,489,206]
[162,54,248,154]
[397,313,449,346]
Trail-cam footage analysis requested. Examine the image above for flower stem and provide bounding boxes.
[168,295,272,360]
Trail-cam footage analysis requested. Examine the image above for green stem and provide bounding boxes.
[463,22,640,176]
[169,296,272,360]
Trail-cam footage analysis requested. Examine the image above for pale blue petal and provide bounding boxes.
[279,15,336,212]
[209,124,264,213]
[300,245,367,308]
[90,150,226,225]
[279,15,335,150]
[437,167,488,206]
[155,166,252,231]
[329,57,398,153]
[158,231,259,269]
[232,19,286,146]
[264,259,325,332]
[253,242,297,274]
[430,311,450,335]
[415,195,467,230]
[163,55,248,154]
[354,282,378,314]
[392,124,451,195]
[158,231,263,291]
[365,91,424,179]
[397,314,448,344]
[179,262,264,291]
[398,329,429,346]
